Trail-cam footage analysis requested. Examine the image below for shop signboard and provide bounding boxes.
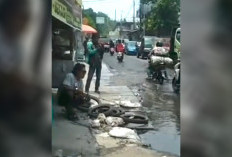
[96,17,105,24]
[52,0,82,30]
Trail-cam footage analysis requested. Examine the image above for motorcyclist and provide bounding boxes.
[149,41,165,57]
[116,39,125,53]
[109,40,114,48]
[156,41,163,47]
[148,41,169,80]
[109,40,115,55]
[116,40,125,60]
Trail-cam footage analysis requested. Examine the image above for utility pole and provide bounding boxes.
[115,9,116,22]
[143,4,146,37]
[120,11,122,38]
[139,2,141,31]
[133,0,135,30]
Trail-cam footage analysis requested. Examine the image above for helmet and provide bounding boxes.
[156,41,163,47]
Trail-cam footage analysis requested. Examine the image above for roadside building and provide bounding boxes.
[52,0,83,88]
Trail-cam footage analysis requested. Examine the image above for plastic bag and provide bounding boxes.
[105,117,124,127]
[109,127,140,141]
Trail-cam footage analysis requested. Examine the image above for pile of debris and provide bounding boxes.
[86,98,154,145]
[72,96,154,144]
[90,113,124,129]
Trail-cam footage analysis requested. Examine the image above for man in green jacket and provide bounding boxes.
[85,34,104,94]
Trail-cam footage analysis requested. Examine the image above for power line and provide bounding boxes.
[83,0,111,1]
[124,2,133,20]
[83,0,140,21]
[83,0,114,2]
[123,0,139,22]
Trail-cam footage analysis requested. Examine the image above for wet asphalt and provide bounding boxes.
[102,53,180,156]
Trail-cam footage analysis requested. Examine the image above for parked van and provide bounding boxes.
[174,28,181,59]
[169,27,181,61]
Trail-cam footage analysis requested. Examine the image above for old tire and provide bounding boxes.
[120,112,148,124]
[88,104,112,118]
[76,95,101,112]
[76,103,91,112]
[89,95,101,105]
[109,107,125,117]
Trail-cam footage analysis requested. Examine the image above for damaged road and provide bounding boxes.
[52,54,180,157]
[103,54,180,156]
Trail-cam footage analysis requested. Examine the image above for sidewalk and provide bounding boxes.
[52,89,100,157]
[52,61,175,157]
[82,62,138,104]
[79,62,173,157]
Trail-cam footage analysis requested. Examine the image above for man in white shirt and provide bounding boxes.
[58,63,88,120]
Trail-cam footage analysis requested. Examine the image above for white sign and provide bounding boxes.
[96,17,105,24]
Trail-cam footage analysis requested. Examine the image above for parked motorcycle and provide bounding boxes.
[117,51,123,62]
[172,61,180,93]
[110,47,115,56]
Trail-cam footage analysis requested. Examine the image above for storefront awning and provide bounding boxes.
[82,24,97,34]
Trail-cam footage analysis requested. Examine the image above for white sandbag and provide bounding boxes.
[105,117,125,127]
[153,47,169,56]
[150,56,173,66]
[150,56,163,65]
[97,113,106,123]
[116,100,142,108]
[163,57,173,65]
[91,119,101,128]
[109,127,140,141]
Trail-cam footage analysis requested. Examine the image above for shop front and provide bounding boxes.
[52,0,83,88]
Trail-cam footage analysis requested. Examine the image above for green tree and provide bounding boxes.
[83,9,116,37]
[83,14,97,29]
[83,8,97,28]
[143,0,180,36]
[141,0,157,4]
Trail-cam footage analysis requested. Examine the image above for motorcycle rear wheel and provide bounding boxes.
[158,77,164,84]
[157,71,164,84]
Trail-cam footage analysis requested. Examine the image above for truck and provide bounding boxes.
[169,27,181,63]
[169,27,181,92]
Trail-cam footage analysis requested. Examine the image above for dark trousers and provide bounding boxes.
[85,64,102,92]
[58,87,83,116]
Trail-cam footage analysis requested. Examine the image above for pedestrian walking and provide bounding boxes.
[85,33,104,94]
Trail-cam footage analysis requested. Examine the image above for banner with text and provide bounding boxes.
[52,0,82,30]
